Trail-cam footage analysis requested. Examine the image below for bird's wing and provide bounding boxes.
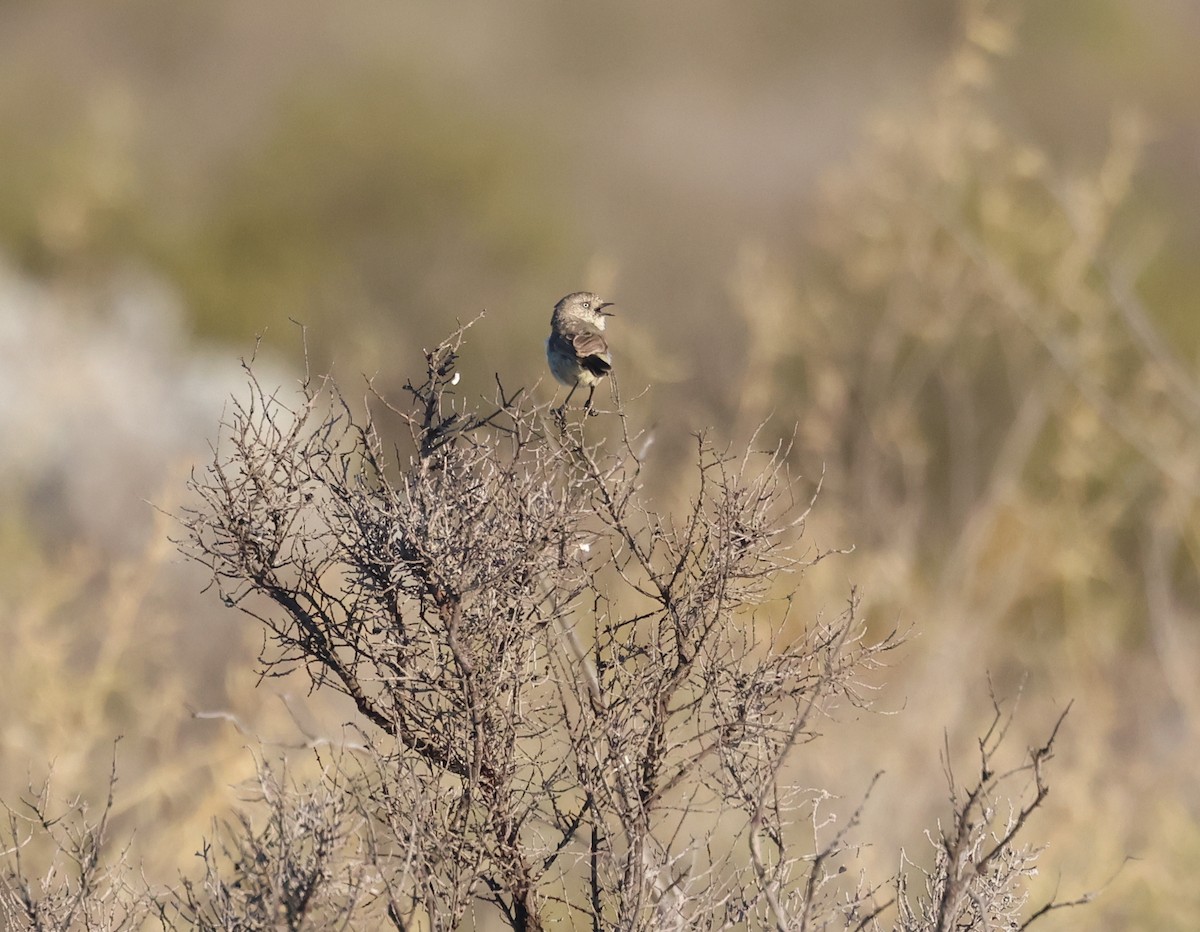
[569,330,610,362]
[569,330,612,378]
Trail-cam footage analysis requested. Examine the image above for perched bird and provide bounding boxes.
[546,291,614,413]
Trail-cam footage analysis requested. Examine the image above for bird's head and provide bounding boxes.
[554,291,615,329]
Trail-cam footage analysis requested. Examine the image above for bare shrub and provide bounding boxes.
[0,318,1082,929]
[152,759,368,931]
[161,320,1072,929]
[894,698,1086,932]
[0,754,148,932]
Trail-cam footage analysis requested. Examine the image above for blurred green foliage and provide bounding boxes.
[0,58,572,356]
[152,67,572,346]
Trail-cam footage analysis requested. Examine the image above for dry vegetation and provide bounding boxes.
[726,6,1200,927]
[2,2,1199,929]
[2,322,1080,929]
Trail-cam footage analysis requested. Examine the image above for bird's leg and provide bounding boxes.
[555,382,578,416]
[583,384,598,416]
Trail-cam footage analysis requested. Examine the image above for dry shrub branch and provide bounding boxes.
[131,319,1074,929]
[0,312,1084,929]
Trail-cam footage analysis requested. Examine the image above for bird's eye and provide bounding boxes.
[582,301,591,310]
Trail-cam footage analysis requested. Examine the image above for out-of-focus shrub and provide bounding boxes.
[725,6,1200,928]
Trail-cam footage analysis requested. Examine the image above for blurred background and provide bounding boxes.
[2,0,1200,927]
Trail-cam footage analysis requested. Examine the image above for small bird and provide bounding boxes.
[546,291,614,413]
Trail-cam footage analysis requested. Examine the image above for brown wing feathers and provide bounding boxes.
[571,331,612,377]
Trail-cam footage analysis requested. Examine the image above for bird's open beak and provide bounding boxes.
[597,302,615,316]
